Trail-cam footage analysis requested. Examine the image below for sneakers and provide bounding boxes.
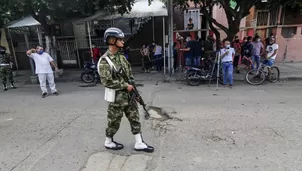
[42,92,59,98]
[2,84,7,91]
[104,137,124,150]
[10,82,16,89]
[134,133,154,153]
[52,92,59,96]
[2,83,16,91]
[42,92,47,98]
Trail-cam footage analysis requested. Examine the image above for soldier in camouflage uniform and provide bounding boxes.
[98,27,154,153]
[0,46,16,91]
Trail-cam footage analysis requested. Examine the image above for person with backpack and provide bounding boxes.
[236,36,253,73]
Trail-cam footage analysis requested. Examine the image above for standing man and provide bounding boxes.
[97,27,154,153]
[220,40,235,88]
[0,46,16,91]
[153,41,163,72]
[192,36,202,66]
[180,34,194,66]
[26,45,59,98]
[140,43,151,73]
[252,35,264,69]
[264,38,278,69]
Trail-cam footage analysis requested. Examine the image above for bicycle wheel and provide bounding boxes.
[269,66,280,83]
[245,69,266,85]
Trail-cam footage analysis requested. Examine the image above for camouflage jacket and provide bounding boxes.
[0,53,11,67]
[98,50,134,106]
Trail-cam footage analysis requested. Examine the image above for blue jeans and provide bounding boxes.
[222,62,233,85]
[252,55,260,69]
[193,56,201,66]
[263,59,275,67]
[185,58,192,66]
[154,55,162,71]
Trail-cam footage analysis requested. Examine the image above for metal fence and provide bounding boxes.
[15,35,132,67]
[56,40,78,64]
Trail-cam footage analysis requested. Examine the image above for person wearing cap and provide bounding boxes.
[0,46,16,91]
[26,45,59,98]
[97,27,154,153]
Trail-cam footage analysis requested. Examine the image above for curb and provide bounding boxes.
[15,75,302,85]
[162,76,302,83]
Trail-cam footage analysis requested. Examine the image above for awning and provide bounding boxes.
[76,0,167,22]
[6,16,41,28]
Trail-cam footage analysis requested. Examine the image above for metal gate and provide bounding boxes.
[56,40,78,65]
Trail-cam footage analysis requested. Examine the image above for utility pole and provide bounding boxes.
[167,0,174,74]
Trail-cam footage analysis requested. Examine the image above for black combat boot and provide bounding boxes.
[10,82,16,89]
[104,137,124,150]
[2,84,7,91]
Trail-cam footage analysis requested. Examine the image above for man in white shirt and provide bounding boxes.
[153,42,163,72]
[263,38,278,67]
[220,40,235,88]
[26,45,59,98]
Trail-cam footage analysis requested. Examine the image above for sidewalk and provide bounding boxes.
[13,62,302,85]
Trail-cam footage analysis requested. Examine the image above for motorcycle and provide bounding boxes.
[185,57,223,86]
[81,61,100,84]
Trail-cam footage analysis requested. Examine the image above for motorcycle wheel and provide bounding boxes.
[81,72,95,83]
[186,70,201,86]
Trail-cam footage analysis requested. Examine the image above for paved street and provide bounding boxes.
[0,80,302,171]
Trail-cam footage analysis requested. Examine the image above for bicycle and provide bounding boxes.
[245,59,280,85]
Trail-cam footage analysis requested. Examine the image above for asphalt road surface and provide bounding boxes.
[0,81,301,171]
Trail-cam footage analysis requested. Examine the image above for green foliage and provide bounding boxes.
[171,0,301,41]
[0,0,137,28]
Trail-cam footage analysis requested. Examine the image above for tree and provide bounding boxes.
[165,0,302,46]
[0,0,137,43]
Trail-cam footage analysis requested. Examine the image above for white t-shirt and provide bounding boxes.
[154,45,162,55]
[220,47,235,62]
[266,44,279,60]
[28,53,54,74]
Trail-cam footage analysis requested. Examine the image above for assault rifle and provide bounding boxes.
[119,68,150,119]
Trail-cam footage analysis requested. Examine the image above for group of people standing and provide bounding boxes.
[220,33,279,87]
[140,42,163,73]
[232,33,278,73]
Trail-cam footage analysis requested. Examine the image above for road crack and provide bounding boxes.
[9,153,31,171]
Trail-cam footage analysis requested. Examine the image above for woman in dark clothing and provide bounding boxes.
[173,42,178,70]
[232,36,241,69]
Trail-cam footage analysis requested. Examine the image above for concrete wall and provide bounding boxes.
[275,26,302,62]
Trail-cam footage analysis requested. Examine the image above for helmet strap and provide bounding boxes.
[107,38,123,48]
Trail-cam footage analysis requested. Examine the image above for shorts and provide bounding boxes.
[263,59,275,67]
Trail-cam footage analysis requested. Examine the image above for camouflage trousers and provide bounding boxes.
[0,67,14,84]
[106,103,141,138]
